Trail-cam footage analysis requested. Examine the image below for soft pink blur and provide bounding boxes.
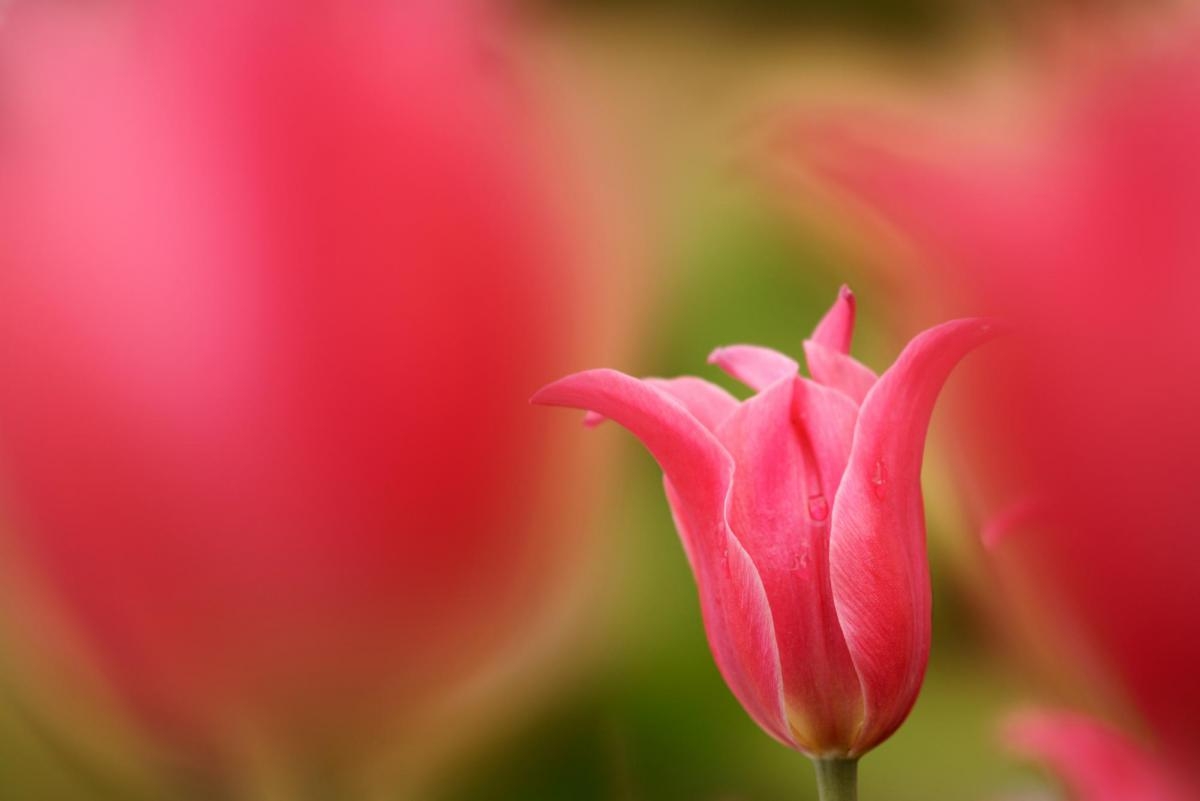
[773,12,1200,791]
[0,0,618,779]
[1004,710,1190,801]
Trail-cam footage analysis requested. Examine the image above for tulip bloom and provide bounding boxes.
[535,289,992,765]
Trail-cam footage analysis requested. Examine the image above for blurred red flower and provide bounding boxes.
[0,0,607,778]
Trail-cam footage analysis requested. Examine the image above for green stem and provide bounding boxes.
[813,757,858,801]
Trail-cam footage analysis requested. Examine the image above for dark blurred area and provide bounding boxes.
[536,0,965,38]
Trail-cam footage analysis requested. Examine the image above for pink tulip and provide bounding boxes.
[770,13,1200,790]
[535,288,994,759]
[0,0,603,776]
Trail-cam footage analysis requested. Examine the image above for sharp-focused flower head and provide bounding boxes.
[535,288,993,757]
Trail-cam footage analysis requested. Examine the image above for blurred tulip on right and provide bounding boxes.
[772,12,1200,794]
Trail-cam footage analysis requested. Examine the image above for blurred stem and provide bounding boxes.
[813,757,858,801]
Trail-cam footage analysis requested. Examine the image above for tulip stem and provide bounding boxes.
[813,757,858,801]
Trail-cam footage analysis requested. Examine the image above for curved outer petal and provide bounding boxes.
[646,376,740,432]
[828,318,997,753]
[708,345,798,393]
[811,285,857,354]
[803,339,877,405]
[714,376,862,752]
[532,370,792,745]
[582,376,738,432]
[1004,711,1189,801]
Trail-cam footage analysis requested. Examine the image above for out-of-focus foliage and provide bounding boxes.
[536,0,965,39]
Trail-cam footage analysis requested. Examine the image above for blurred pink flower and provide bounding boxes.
[0,0,605,773]
[773,14,1200,789]
[535,289,993,757]
[1004,711,1189,801]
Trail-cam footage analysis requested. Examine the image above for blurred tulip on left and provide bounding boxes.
[0,0,620,790]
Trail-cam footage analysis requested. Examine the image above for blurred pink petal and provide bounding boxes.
[1005,711,1189,801]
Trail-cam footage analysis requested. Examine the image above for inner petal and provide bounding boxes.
[714,375,862,752]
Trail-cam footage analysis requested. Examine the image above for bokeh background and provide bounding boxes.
[0,0,1194,800]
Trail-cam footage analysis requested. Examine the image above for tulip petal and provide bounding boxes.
[646,376,740,432]
[582,376,739,433]
[791,376,861,501]
[714,375,862,752]
[708,345,798,393]
[532,370,791,744]
[803,339,877,405]
[811,285,857,354]
[828,318,996,753]
[1004,710,1188,801]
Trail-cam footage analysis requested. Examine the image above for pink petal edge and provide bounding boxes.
[828,318,998,753]
[581,376,739,432]
[708,344,799,393]
[810,284,857,354]
[532,369,792,745]
[803,339,877,405]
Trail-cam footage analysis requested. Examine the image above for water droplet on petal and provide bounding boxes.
[807,493,829,522]
[871,459,887,499]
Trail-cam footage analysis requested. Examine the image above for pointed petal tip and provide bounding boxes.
[835,284,856,317]
[529,368,626,408]
[811,285,859,354]
[529,382,559,407]
[972,316,1009,337]
[926,315,1008,351]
